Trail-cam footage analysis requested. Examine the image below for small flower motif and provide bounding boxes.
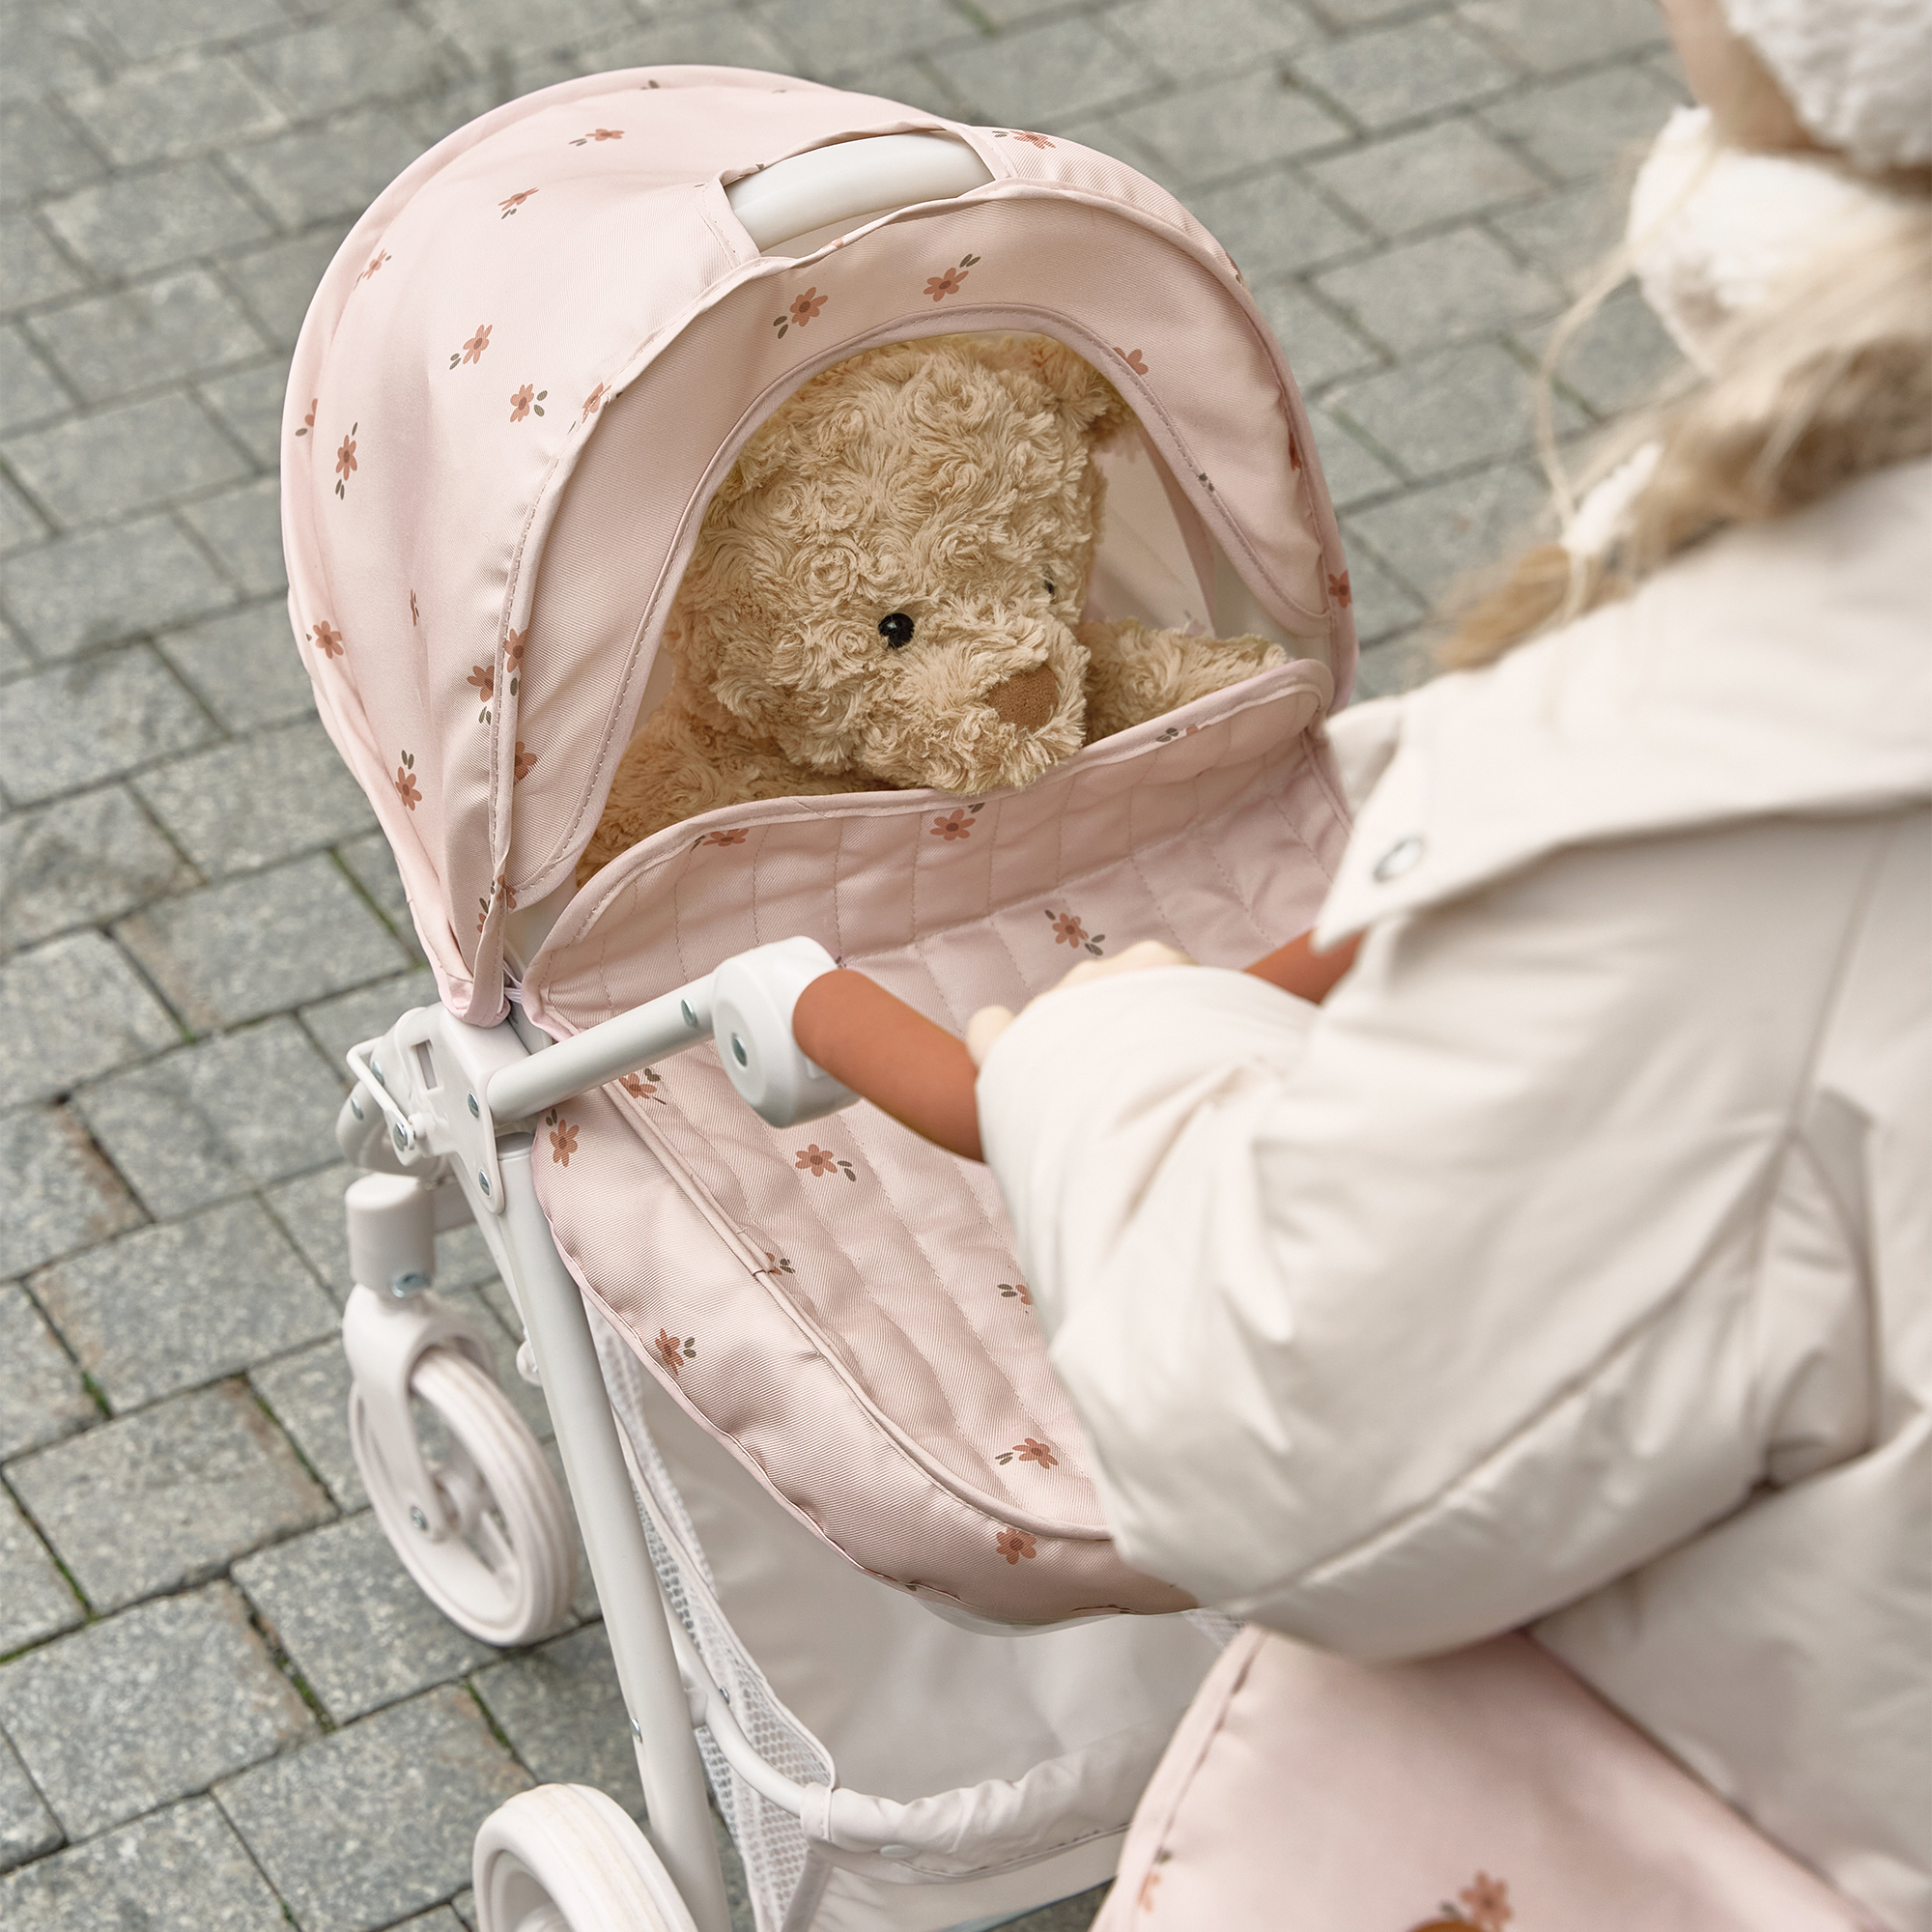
[1115,347,1149,376]
[930,808,975,841]
[995,1528,1037,1564]
[700,827,749,846]
[504,627,526,670]
[924,266,968,301]
[409,589,419,627]
[756,1250,795,1276]
[1009,130,1054,150]
[295,397,317,438]
[796,1144,857,1181]
[498,188,538,217]
[334,424,358,498]
[618,1068,666,1104]
[1155,723,1201,743]
[393,750,420,810]
[358,250,389,281]
[468,663,495,702]
[1289,434,1303,473]
[998,1281,1033,1307]
[451,323,493,369]
[1045,907,1105,955]
[513,741,537,781]
[570,127,625,145]
[582,382,607,418]
[310,620,344,659]
[509,384,548,421]
[995,1437,1057,1468]
[788,287,827,327]
[1327,569,1352,609]
[654,1328,696,1376]
[549,1119,579,1165]
[1459,1873,1513,1931]
[475,874,515,933]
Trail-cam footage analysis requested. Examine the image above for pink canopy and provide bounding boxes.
[282,66,1356,1023]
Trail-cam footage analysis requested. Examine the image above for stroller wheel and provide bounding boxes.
[351,1344,578,1646]
[475,1783,697,1932]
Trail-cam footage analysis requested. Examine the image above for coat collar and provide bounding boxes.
[1318,461,1932,946]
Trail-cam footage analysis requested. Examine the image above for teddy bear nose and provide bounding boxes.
[985,663,1059,730]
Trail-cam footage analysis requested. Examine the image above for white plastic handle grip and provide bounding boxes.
[710,937,858,1128]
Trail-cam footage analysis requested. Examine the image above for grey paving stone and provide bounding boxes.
[0,211,88,308]
[1109,0,1319,81]
[0,7,104,105]
[178,473,286,597]
[253,1336,366,1511]
[0,1281,100,1459]
[1347,458,1548,606]
[75,1018,343,1218]
[1457,0,1668,74]
[557,11,796,83]
[0,1582,314,1839]
[1183,166,1367,280]
[1325,338,1586,480]
[755,0,970,76]
[266,1162,358,1304]
[1352,626,1436,698]
[197,356,292,466]
[0,470,48,554]
[84,0,291,65]
[239,1510,500,1724]
[220,229,351,350]
[40,158,275,281]
[33,1196,337,1406]
[1,786,198,950]
[1481,61,1682,184]
[1316,224,1562,354]
[61,52,288,168]
[1490,177,1630,297]
[135,720,374,878]
[298,966,447,1074]
[158,595,317,731]
[0,327,71,437]
[1251,277,1382,391]
[414,0,639,64]
[0,511,234,660]
[471,1621,639,1815]
[0,1485,83,1655]
[0,99,104,211]
[7,1380,331,1611]
[115,851,412,1031]
[1118,69,1349,188]
[224,108,436,231]
[25,270,271,407]
[0,643,217,805]
[1290,15,1517,130]
[0,1728,60,1873]
[1531,280,1685,418]
[938,16,1158,126]
[0,1795,286,1924]
[1,389,252,527]
[1305,408,1403,507]
[336,829,424,956]
[245,10,470,119]
[0,930,181,1104]
[1308,115,1548,240]
[388,1909,468,1931]
[215,1684,531,1932]
[0,1107,145,1284]
[1333,538,1424,646]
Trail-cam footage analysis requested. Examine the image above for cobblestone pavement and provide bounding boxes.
[0,1,1686,1925]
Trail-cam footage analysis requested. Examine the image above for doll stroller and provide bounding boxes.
[285,65,1358,1932]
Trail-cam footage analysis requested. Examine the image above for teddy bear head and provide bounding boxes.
[663,332,1134,795]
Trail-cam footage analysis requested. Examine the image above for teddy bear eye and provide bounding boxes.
[1043,579,1057,597]
[878,612,915,649]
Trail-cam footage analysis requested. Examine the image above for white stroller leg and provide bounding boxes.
[497,1140,734,1932]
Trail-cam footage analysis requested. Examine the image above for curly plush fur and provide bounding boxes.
[579,334,1282,881]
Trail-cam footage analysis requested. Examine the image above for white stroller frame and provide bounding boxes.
[328,136,1239,1932]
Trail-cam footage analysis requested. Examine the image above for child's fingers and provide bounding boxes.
[966,1006,1016,1067]
[1054,939,1196,992]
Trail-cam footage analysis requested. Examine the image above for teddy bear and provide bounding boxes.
[577,333,1285,883]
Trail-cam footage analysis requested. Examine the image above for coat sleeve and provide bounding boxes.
[976,818,1864,1659]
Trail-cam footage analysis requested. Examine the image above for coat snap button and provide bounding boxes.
[1372,834,1425,882]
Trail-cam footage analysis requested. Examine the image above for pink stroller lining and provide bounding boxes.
[527,661,1343,1623]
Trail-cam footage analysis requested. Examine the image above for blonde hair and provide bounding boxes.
[1441,191,1932,670]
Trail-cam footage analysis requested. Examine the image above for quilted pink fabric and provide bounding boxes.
[526,663,1344,1622]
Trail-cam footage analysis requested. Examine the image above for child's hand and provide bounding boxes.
[966,940,1196,1066]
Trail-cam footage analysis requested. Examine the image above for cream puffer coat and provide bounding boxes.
[977,460,1932,1930]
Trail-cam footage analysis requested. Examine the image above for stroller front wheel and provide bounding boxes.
[474,1783,697,1932]
[351,1344,578,1646]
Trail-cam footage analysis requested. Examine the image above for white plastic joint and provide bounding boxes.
[709,937,858,1128]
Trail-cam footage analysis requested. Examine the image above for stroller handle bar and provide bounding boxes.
[725,131,992,254]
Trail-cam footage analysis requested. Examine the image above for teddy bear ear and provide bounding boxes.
[1015,335,1137,447]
